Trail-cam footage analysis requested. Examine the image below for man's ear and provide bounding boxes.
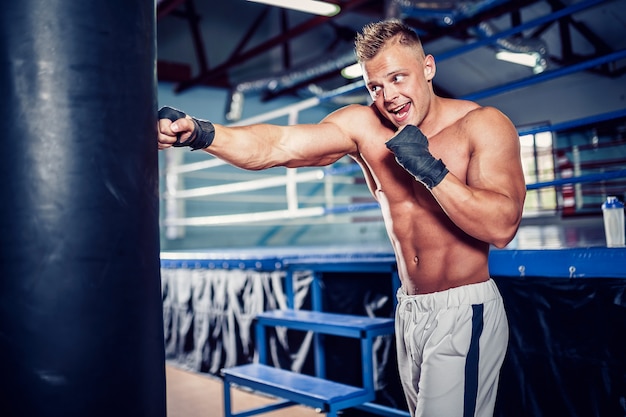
[424,54,436,81]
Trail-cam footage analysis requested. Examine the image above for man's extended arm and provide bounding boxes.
[157,106,358,170]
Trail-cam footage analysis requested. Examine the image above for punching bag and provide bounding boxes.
[0,1,165,416]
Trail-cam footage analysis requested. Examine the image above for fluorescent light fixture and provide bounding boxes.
[247,0,340,16]
[341,63,363,79]
[496,50,547,74]
[495,51,538,67]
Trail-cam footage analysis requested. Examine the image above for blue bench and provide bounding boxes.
[223,363,371,416]
[222,309,396,417]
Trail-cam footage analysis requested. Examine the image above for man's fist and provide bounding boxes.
[158,106,215,151]
[385,125,448,189]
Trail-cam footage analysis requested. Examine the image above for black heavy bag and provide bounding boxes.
[0,1,165,416]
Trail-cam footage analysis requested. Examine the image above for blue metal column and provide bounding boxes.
[311,271,327,378]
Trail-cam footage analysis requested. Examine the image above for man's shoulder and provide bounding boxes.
[335,102,379,118]
[327,103,393,132]
[460,102,509,123]
[440,100,512,134]
[453,103,518,148]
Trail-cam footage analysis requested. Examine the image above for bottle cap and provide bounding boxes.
[602,196,625,209]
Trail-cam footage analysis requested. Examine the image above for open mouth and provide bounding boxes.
[390,102,410,120]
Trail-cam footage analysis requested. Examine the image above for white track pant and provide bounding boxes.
[395,279,509,417]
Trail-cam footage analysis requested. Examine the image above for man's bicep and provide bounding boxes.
[470,119,525,200]
[281,118,357,167]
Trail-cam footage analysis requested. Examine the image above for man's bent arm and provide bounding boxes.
[430,108,526,248]
[432,174,525,248]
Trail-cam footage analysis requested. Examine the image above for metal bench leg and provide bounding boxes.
[223,378,233,417]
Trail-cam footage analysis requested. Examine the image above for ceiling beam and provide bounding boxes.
[174,0,373,93]
[157,0,187,20]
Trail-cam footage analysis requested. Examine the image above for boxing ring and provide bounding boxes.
[161,241,626,417]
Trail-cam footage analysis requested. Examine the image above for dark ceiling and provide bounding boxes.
[156,0,626,122]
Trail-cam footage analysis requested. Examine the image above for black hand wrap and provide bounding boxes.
[158,106,215,151]
[385,125,449,189]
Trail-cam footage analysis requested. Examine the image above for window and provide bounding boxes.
[520,131,557,213]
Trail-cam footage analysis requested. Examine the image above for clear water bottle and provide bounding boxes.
[601,196,625,247]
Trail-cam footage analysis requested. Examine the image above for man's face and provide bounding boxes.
[362,44,434,128]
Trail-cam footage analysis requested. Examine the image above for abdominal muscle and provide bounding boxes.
[379,190,491,295]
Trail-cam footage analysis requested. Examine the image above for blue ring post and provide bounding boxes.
[0,1,165,416]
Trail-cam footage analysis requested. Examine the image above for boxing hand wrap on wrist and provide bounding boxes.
[158,106,215,151]
[385,125,449,189]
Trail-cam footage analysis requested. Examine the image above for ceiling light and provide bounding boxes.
[496,51,537,67]
[495,50,547,74]
[341,63,363,79]
[247,0,340,17]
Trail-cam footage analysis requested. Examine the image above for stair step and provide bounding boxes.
[223,363,373,411]
[256,309,395,338]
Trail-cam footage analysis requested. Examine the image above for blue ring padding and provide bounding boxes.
[159,252,285,271]
[160,246,626,278]
[488,247,626,278]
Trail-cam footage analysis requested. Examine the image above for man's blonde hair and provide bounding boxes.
[355,19,424,62]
